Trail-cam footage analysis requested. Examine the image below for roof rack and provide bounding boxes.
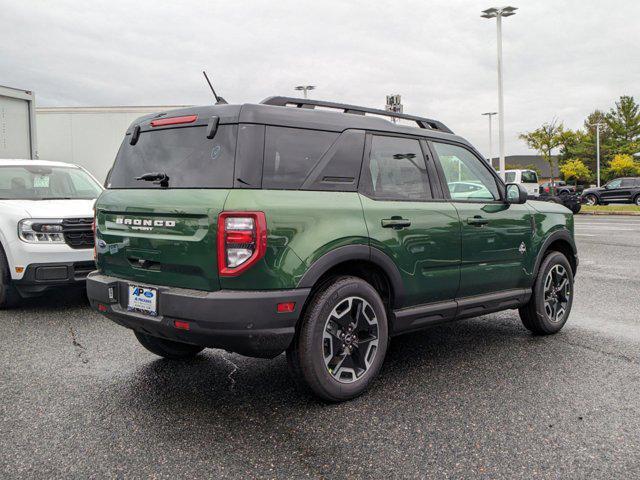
[260,96,453,134]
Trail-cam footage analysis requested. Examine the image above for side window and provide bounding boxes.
[262,127,338,189]
[607,179,622,189]
[362,135,432,201]
[620,178,635,187]
[431,142,500,201]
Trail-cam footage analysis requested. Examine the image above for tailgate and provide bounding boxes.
[96,189,229,291]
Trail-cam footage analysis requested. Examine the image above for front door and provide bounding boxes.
[601,178,633,203]
[429,141,533,298]
[359,134,461,308]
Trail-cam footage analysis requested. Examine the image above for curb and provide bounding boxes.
[578,211,640,216]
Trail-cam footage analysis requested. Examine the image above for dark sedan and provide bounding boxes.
[581,177,640,205]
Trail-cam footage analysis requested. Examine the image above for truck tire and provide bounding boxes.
[286,276,389,402]
[134,331,204,359]
[0,245,19,309]
[519,251,574,335]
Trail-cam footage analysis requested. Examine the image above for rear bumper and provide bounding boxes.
[13,261,95,296]
[86,272,310,359]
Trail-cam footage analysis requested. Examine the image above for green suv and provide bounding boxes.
[88,97,577,401]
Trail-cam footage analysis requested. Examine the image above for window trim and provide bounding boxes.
[426,139,506,204]
[358,132,439,203]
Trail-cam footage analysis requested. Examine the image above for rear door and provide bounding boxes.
[429,141,533,298]
[359,134,460,308]
[97,121,238,291]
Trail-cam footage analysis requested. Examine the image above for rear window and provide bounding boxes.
[505,172,516,183]
[521,171,538,183]
[107,125,237,189]
[262,127,338,189]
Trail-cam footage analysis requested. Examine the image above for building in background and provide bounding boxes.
[489,154,559,182]
[36,105,187,182]
[0,85,37,159]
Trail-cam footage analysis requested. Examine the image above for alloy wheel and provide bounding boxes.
[585,195,597,206]
[322,296,379,383]
[543,264,571,323]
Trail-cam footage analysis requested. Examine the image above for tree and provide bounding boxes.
[559,159,592,187]
[519,120,565,183]
[606,96,640,155]
[608,154,640,177]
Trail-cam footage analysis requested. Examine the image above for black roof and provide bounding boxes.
[125,97,467,145]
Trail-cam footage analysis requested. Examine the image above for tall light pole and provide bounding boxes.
[589,122,603,187]
[482,6,517,180]
[294,85,316,99]
[482,112,498,168]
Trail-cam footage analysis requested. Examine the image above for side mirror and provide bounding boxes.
[505,183,528,204]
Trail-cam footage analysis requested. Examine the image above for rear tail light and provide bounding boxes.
[217,212,267,276]
[150,115,198,127]
[92,211,97,260]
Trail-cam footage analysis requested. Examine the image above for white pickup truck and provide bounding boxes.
[0,159,103,307]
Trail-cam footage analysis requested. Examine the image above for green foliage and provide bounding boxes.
[559,159,591,185]
[608,154,640,177]
[606,96,640,154]
[528,96,640,181]
[519,120,564,180]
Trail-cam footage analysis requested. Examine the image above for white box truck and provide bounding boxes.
[0,85,37,160]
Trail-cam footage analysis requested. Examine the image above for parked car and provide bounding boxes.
[0,159,102,307]
[581,177,640,205]
[88,97,578,402]
[504,169,539,196]
[447,181,493,200]
[540,180,576,196]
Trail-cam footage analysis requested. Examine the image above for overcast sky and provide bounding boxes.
[1,0,639,155]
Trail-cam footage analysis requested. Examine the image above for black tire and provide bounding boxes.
[0,245,19,309]
[286,276,389,402]
[634,194,640,206]
[519,251,574,335]
[134,331,204,359]
[584,194,598,206]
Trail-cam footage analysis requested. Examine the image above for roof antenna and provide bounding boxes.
[202,71,228,105]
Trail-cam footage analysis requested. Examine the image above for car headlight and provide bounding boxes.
[18,219,65,243]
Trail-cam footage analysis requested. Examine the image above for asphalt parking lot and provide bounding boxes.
[1,215,639,479]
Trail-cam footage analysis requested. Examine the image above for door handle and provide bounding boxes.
[381,217,412,229]
[467,216,489,226]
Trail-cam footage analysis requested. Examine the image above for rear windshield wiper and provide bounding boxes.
[136,172,170,188]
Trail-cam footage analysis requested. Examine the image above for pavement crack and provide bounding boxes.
[557,337,639,365]
[220,352,239,390]
[67,322,89,364]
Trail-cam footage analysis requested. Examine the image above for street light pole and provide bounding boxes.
[482,112,498,167]
[482,6,517,180]
[589,122,603,187]
[294,85,316,99]
[595,123,601,187]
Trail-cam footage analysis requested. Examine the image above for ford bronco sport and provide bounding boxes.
[88,97,578,402]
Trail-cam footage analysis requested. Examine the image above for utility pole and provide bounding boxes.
[482,112,498,167]
[294,85,316,99]
[481,6,517,180]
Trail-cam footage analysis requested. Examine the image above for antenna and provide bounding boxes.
[202,71,228,105]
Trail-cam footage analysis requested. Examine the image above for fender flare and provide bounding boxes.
[533,229,578,277]
[296,244,406,308]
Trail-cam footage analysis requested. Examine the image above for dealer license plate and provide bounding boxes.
[127,285,158,316]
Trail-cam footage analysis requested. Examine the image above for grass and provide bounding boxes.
[580,204,640,214]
